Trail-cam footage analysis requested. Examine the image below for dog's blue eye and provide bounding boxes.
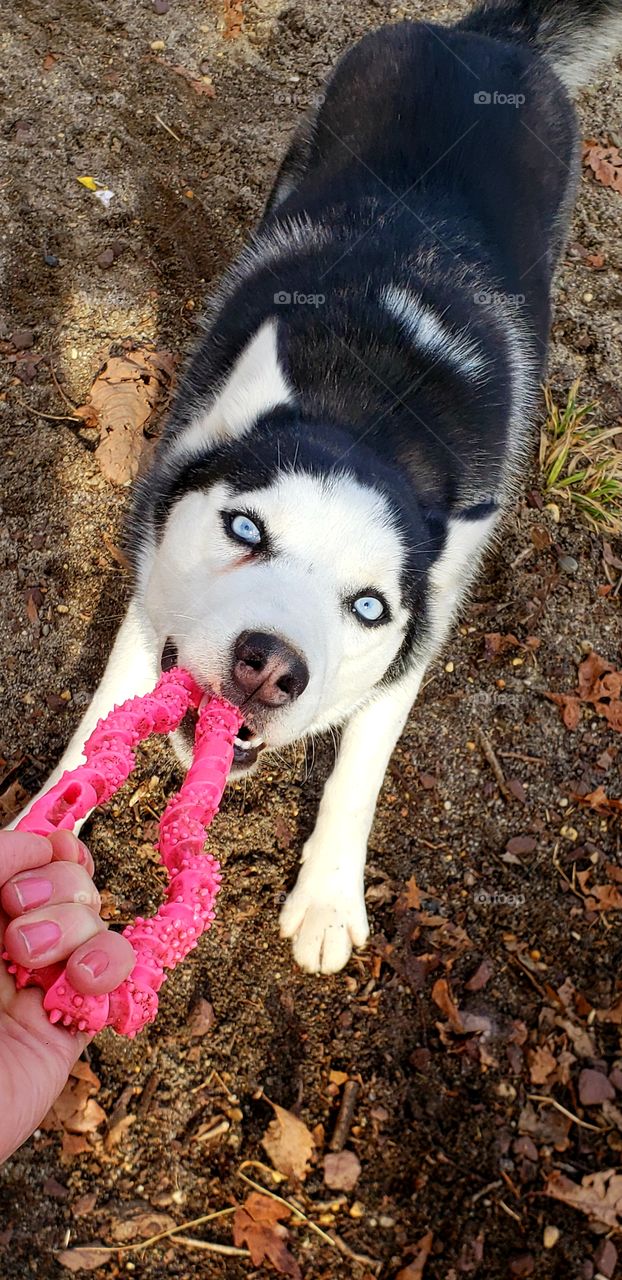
[229,513,262,546]
[352,595,385,624]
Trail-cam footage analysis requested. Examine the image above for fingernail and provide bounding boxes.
[76,843,90,866]
[13,876,53,911]
[17,919,62,958]
[77,948,109,979]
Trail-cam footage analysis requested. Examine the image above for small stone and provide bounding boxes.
[12,328,34,350]
[609,1067,622,1092]
[97,247,115,269]
[44,253,59,267]
[510,1254,534,1276]
[150,38,166,51]
[323,1150,361,1191]
[578,1068,615,1105]
[558,554,579,574]
[349,1201,365,1218]
[594,1239,617,1278]
[153,0,171,10]
[543,1225,560,1249]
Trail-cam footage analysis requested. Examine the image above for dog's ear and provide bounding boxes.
[174,319,294,459]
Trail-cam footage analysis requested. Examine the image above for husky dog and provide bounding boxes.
[21,0,622,972]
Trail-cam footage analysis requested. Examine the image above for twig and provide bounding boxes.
[471,1179,502,1204]
[173,1238,249,1257]
[498,1199,522,1224]
[498,751,545,764]
[528,1093,606,1132]
[329,1080,360,1152]
[62,1207,238,1256]
[23,407,79,422]
[329,1230,382,1273]
[477,727,511,801]
[155,113,182,142]
[47,359,78,411]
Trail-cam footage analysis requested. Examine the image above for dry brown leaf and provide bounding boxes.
[583,140,622,196]
[57,1247,111,1272]
[110,1211,176,1242]
[398,875,422,911]
[232,1193,301,1278]
[396,1231,434,1279]
[223,0,244,38]
[42,1061,105,1140]
[431,978,464,1033]
[545,1168,622,1228]
[152,54,216,96]
[261,1102,315,1181]
[0,778,30,827]
[528,1044,558,1085]
[323,1150,361,1191]
[76,348,176,486]
[484,631,519,659]
[546,652,622,734]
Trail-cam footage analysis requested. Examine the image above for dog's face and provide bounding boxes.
[141,468,416,772]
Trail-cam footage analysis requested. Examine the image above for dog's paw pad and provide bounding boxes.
[280,891,368,974]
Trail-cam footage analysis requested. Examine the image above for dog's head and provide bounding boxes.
[130,322,439,772]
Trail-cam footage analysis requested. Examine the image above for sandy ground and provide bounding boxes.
[1,2,621,1278]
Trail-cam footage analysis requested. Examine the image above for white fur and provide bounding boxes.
[169,320,293,462]
[381,283,489,380]
[21,323,500,973]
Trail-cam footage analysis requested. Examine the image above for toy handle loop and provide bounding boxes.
[6,670,241,1038]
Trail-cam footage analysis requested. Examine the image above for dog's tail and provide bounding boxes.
[459,0,622,91]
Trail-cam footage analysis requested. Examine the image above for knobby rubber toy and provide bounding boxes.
[6,669,242,1038]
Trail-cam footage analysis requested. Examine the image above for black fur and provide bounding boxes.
[129,0,620,612]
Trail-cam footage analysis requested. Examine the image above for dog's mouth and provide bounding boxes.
[232,724,265,768]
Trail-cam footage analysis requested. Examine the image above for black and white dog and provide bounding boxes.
[22,0,622,971]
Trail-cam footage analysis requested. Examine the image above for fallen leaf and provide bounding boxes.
[323,1150,361,1191]
[431,978,463,1033]
[57,1248,111,1272]
[528,1045,558,1085]
[545,652,622,734]
[232,1193,301,1278]
[261,1102,315,1181]
[0,778,30,827]
[545,1168,622,1229]
[223,0,244,38]
[396,1230,434,1279]
[465,959,493,992]
[484,631,519,659]
[397,875,422,911]
[583,140,622,196]
[110,1211,176,1242]
[42,1061,105,1137]
[187,997,216,1037]
[152,55,216,96]
[76,348,177,485]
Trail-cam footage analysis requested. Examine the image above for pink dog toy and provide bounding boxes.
[6,669,242,1038]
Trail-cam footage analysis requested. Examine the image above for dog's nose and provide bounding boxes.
[232,631,309,707]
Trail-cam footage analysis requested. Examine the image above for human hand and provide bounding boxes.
[0,829,134,1163]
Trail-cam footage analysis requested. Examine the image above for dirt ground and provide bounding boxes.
[1,1,622,1277]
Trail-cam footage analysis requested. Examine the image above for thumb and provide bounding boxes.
[65,931,135,996]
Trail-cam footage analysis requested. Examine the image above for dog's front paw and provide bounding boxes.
[279,880,369,974]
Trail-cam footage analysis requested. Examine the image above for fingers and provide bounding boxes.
[48,830,95,877]
[1,861,101,919]
[4,903,106,970]
[67,931,135,996]
[0,830,54,887]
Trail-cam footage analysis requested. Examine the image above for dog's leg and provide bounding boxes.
[279,666,425,974]
[12,600,157,830]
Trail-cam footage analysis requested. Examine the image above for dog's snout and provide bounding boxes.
[232,630,309,707]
